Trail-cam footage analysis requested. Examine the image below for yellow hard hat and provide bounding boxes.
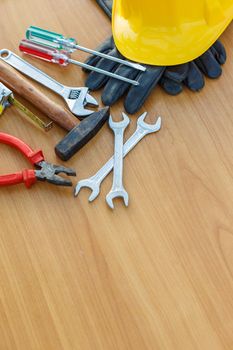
[112,0,233,65]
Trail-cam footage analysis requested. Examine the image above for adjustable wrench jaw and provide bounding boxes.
[63,87,99,118]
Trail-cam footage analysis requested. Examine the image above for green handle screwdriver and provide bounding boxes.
[26,26,146,72]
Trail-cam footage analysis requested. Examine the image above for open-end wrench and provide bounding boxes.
[106,113,130,209]
[74,112,162,201]
[0,49,98,118]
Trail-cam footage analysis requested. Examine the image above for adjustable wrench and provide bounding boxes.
[106,113,130,209]
[74,112,162,201]
[0,49,98,118]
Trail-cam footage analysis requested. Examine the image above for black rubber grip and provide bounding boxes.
[55,107,110,161]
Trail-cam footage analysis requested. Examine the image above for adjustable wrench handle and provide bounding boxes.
[0,49,65,96]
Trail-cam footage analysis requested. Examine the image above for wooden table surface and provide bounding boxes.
[0,1,233,349]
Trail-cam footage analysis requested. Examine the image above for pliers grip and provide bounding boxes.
[0,133,44,164]
[0,132,44,188]
[0,132,76,188]
[0,169,36,187]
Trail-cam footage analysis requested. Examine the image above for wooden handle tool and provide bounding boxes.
[0,60,78,131]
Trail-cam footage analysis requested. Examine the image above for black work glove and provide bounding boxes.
[160,40,226,95]
[96,0,112,18]
[84,36,226,114]
[86,0,227,114]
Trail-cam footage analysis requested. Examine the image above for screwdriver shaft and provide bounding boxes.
[75,44,146,72]
[68,58,139,86]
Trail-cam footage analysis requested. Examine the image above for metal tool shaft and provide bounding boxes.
[74,44,146,72]
[69,58,139,86]
[0,50,99,118]
[106,114,130,208]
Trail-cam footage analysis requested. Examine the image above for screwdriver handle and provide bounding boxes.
[19,39,69,66]
[0,60,78,131]
[26,25,77,51]
[19,40,139,86]
[25,26,146,72]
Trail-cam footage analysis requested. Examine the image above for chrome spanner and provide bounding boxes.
[74,112,162,201]
[106,113,130,209]
[0,49,98,118]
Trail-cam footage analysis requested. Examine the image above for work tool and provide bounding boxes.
[55,107,110,161]
[106,113,130,209]
[19,39,140,86]
[74,112,162,201]
[0,82,53,131]
[0,57,78,130]
[0,49,99,119]
[0,55,110,153]
[0,132,76,188]
[25,26,145,71]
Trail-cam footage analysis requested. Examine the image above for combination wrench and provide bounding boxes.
[74,112,162,202]
[106,113,130,209]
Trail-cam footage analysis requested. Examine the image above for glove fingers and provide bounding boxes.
[163,63,189,83]
[92,36,115,53]
[195,50,222,79]
[124,66,165,114]
[85,47,123,90]
[83,50,112,72]
[160,77,183,95]
[83,36,115,71]
[184,62,205,91]
[211,40,227,65]
[96,0,112,18]
[102,66,139,105]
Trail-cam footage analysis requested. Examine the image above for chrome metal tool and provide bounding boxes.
[19,39,140,86]
[106,113,130,209]
[26,26,145,71]
[74,113,162,201]
[0,49,99,118]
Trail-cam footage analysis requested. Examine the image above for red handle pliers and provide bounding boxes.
[0,132,76,188]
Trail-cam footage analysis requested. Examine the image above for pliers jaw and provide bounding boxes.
[0,132,76,188]
[35,161,76,187]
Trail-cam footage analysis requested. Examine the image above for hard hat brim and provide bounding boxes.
[112,10,233,65]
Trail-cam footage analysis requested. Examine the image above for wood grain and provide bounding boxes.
[0,1,232,349]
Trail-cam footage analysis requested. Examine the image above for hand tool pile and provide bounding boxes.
[0,25,162,208]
